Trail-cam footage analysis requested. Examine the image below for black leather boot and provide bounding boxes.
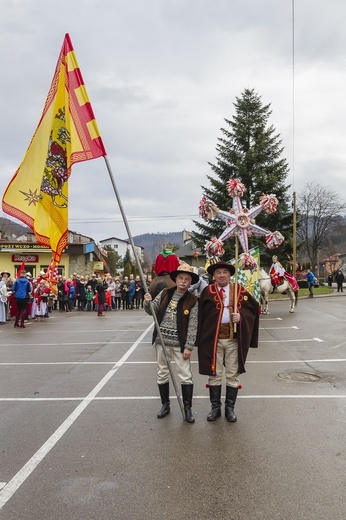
[20,310,27,328]
[225,386,238,422]
[14,313,20,328]
[157,383,170,418]
[207,385,222,421]
[181,384,195,423]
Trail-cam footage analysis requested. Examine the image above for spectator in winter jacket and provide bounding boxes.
[334,270,344,293]
[12,270,32,328]
[305,269,315,298]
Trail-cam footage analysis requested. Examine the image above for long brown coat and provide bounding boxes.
[197,283,259,376]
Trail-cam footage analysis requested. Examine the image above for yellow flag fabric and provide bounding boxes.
[230,246,261,301]
[2,34,106,263]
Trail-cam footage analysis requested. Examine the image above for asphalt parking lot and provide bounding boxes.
[0,294,345,519]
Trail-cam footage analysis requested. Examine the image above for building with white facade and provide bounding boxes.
[99,237,144,263]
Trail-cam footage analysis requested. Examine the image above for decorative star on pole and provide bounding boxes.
[199,178,284,269]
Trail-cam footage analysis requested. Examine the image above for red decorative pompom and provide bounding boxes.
[199,197,219,221]
[259,193,278,214]
[205,237,224,258]
[205,384,210,388]
[238,385,243,390]
[227,178,246,198]
[265,231,285,250]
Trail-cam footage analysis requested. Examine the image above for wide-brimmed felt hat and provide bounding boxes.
[170,262,199,285]
[207,261,235,277]
[1,271,11,277]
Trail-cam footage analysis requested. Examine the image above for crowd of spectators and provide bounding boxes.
[0,270,151,325]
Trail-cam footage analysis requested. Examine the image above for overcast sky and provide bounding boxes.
[1,0,346,244]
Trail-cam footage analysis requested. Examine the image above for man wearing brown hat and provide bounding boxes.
[197,261,259,422]
[144,263,199,423]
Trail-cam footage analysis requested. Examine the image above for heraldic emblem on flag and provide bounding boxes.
[2,34,106,285]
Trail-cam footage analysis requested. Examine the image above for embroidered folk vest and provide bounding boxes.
[152,287,197,352]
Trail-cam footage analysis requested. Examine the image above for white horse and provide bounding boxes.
[260,268,298,314]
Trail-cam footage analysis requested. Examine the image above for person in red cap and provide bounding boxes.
[197,261,259,422]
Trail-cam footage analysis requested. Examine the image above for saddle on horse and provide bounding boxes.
[270,273,284,292]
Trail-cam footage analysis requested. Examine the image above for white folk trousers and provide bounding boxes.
[155,343,193,385]
[208,338,239,388]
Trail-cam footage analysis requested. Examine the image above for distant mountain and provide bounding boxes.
[0,217,31,239]
[133,232,183,263]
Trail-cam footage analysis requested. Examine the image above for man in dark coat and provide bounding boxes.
[334,269,344,292]
[197,261,259,422]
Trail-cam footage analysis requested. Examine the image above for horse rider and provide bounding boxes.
[269,255,285,291]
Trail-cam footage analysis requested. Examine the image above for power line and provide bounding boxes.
[69,215,201,223]
[292,0,295,192]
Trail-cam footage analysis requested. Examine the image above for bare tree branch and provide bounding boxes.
[297,183,346,268]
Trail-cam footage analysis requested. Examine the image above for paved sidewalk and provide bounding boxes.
[272,288,346,300]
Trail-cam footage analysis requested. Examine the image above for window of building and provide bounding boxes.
[15,265,35,278]
[41,265,65,277]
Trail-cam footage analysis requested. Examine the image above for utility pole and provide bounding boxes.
[293,191,297,277]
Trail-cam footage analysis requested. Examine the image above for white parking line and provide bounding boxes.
[0,361,157,365]
[0,395,344,402]
[237,395,346,399]
[0,358,345,366]
[260,326,300,330]
[7,329,153,334]
[0,341,153,347]
[259,338,323,343]
[246,358,346,364]
[0,323,153,511]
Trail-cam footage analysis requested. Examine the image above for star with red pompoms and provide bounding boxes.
[199,177,284,261]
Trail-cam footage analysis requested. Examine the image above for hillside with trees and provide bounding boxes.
[0,217,31,239]
[132,232,183,262]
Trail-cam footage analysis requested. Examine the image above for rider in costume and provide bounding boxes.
[269,255,299,292]
[153,242,180,276]
[269,255,285,290]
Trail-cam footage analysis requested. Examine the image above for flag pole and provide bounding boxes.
[233,234,239,333]
[103,156,185,418]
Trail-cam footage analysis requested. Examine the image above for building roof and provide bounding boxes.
[175,241,204,258]
[100,236,127,243]
[100,237,143,249]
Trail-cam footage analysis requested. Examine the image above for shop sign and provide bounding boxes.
[1,243,50,250]
[12,254,39,263]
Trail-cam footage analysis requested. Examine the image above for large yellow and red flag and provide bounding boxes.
[2,34,106,266]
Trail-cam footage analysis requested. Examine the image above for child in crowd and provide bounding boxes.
[85,285,94,311]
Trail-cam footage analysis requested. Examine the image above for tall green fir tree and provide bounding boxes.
[122,248,133,277]
[193,88,292,267]
[104,246,121,276]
